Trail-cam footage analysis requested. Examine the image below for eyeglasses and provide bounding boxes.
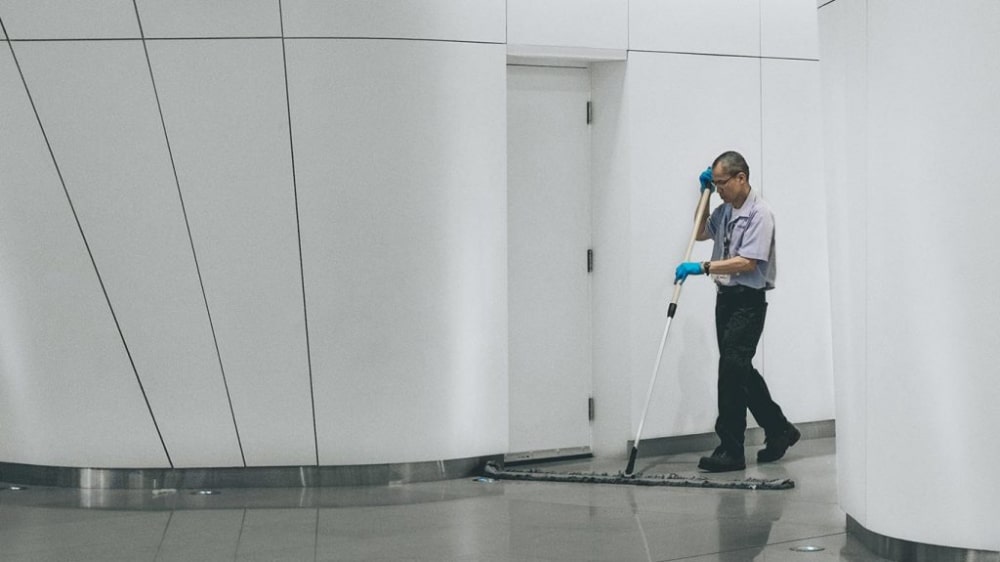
[712,176,736,190]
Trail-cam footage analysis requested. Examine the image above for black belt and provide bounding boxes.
[716,284,764,295]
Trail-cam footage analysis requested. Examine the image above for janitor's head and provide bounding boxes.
[711,151,751,207]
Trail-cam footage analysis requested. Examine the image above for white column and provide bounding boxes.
[821,0,1000,552]
[0,1,508,469]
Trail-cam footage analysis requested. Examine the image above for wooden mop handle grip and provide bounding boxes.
[670,188,712,304]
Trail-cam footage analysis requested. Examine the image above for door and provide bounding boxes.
[507,64,593,460]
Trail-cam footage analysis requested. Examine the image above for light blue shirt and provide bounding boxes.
[706,188,776,290]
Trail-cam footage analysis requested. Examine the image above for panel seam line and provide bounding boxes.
[1,14,174,468]
[133,0,247,467]
[628,49,818,62]
[6,36,506,45]
[280,0,322,467]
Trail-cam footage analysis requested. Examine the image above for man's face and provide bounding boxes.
[712,165,744,203]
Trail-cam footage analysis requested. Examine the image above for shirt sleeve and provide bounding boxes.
[706,206,724,237]
[735,208,774,262]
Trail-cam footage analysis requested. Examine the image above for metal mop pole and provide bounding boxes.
[624,187,712,476]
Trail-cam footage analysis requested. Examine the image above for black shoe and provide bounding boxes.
[698,448,746,472]
[757,424,801,463]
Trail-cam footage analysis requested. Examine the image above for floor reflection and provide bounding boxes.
[0,438,894,561]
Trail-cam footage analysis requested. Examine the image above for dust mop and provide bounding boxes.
[484,182,796,491]
[483,461,794,490]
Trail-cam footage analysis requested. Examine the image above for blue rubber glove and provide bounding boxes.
[699,166,714,192]
[674,261,704,284]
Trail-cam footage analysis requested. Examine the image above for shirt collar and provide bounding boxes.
[730,188,758,220]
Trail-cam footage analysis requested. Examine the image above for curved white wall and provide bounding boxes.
[0,1,507,469]
[0,46,169,468]
[285,38,507,465]
[2,0,833,471]
[820,0,1000,552]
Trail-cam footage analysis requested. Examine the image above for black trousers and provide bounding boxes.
[714,288,788,455]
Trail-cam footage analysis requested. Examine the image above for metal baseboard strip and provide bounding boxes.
[504,446,592,466]
[847,515,999,562]
[0,454,503,490]
[627,419,836,458]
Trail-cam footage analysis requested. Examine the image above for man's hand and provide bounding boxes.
[674,261,704,284]
[699,167,714,193]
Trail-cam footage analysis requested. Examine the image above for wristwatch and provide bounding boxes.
[702,261,711,275]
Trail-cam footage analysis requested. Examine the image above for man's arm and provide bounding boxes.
[708,207,772,275]
[704,256,757,275]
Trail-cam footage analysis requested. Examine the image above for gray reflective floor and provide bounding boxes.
[0,438,890,561]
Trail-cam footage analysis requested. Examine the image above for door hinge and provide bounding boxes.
[586,101,593,124]
[588,396,595,421]
[587,249,593,273]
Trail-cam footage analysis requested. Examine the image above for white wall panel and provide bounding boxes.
[13,41,242,468]
[0,48,168,468]
[135,0,280,38]
[507,0,627,50]
[761,0,819,59]
[759,59,833,425]
[146,39,315,467]
[286,39,508,465]
[0,0,139,39]
[629,0,760,57]
[508,66,593,454]
[281,0,505,43]
[590,61,632,457]
[824,0,1000,552]
[626,52,761,439]
[864,0,1000,552]
[818,0,868,525]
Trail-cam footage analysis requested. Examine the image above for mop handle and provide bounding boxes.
[626,188,712,475]
[670,187,713,308]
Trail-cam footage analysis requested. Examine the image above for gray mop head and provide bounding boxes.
[483,461,794,490]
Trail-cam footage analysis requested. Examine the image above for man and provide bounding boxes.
[674,151,799,472]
